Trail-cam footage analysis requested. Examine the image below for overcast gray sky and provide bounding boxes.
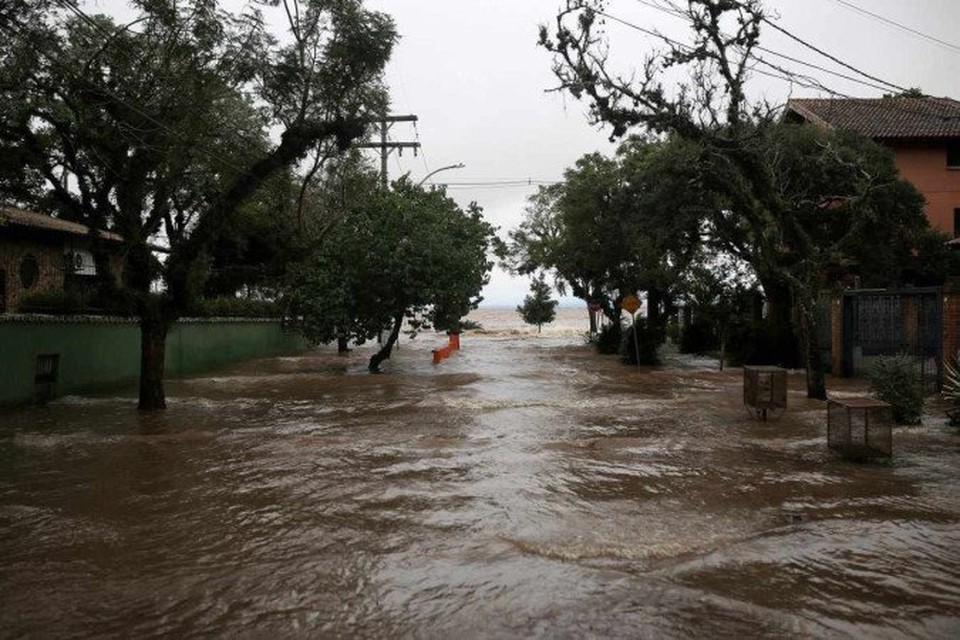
[358,0,960,306]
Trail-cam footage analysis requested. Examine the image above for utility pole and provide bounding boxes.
[355,114,420,189]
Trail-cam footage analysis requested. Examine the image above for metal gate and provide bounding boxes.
[841,287,942,389]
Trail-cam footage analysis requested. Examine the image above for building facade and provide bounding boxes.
[0,206,123,313]
[784,97,960,235]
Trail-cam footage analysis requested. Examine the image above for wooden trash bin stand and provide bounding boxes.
[827,397,893,460]
[743,366,787,420]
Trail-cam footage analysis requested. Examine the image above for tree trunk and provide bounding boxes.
[138,310,169,411]
[799,301,828,400]
[758,276,798,367]
[588,302,597,334]
[337,334,350,354]
[368,313,404,373]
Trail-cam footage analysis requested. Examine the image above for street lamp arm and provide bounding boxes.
[417,163,465,186]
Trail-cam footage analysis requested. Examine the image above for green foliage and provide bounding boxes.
[517,274,558,332]
[725,320,790,368]
[592,322,622,355]
[191,297,281,318]
[0,0,396,407]
[286,178,497,360]
[868,355,924,425]
[505,139,698,326]
[538,0,938,399]
[680,318,718,355]
[941,351,960,425]
[620,318,663,366]
[19,288,134,316]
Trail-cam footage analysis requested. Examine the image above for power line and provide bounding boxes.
[594,9,852,98]
[825,0,960,55]
[621,1,899,94]
[760,18,908,94]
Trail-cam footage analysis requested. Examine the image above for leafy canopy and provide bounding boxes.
[287,178,497,359]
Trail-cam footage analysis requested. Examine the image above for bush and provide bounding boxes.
[679,317,718,355]
[941,351,960,426]
[868,354,924,424]
[19,288,134,316]
[19,289,88,314]
[192,297,281,318]
[620,318,663,365]
[592,322,622,354]
[725,320,794,368]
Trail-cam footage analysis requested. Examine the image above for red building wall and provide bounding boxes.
[887,139,960,235]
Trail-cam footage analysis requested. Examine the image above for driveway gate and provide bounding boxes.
[841,287,942,389]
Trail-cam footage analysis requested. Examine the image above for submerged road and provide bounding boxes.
[2,321,959,637]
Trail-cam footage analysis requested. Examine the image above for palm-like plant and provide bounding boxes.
[942,351,960,425]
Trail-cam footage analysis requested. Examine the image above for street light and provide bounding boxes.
[417,163,465,186]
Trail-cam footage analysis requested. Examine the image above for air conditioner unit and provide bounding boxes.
[63,249,96,276]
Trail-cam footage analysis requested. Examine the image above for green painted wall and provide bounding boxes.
[0,317,308,406]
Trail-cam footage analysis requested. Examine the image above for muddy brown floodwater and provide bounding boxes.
[2,311,960,638]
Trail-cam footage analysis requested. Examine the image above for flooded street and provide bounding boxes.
[2,309,959,638]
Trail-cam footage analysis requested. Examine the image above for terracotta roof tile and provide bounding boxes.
[785,97,960,139]
[0,205,123,242]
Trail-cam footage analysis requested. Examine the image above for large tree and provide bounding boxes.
[506,138,698,335]
[0,0,395,408]
[540,0,932,398]
[287,178,498,373]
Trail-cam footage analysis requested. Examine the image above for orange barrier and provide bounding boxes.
[432,333,461,364]
[432,345,452,364]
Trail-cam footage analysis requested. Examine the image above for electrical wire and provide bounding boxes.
[825,0,960,55]
[760,18,908,94]
[615,2,900,94]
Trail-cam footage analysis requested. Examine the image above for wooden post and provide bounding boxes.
[831,290,844,377]
[943,280,960,377]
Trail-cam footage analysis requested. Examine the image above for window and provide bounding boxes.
[955,208,960,238]
[19,255,39,289]
[0,269,5,313]
[948,142,960,169]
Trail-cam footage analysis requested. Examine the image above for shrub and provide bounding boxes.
[868,354,924,425]
[592,322,622,354]
[679,317,718,355]
[19,288,134,316]
[620,318,663,365]
[192,297,281,318]
[725,320,793,368]
[941,351,960,426]
[19,289,88,314]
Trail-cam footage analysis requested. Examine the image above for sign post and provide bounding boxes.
[621,294,641,367]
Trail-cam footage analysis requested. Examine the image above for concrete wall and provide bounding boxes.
[888,139,960,235]
[0,316,308,406]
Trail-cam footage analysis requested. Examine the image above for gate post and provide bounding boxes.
[943,280,960,373]
[831,290,844,377]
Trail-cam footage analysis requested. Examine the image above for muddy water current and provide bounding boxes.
[2,308,960,638]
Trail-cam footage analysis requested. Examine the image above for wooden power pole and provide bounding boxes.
[355,114,420,189]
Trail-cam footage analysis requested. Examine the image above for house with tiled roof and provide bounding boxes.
[784,96,960,236]
[0,206,123,313]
